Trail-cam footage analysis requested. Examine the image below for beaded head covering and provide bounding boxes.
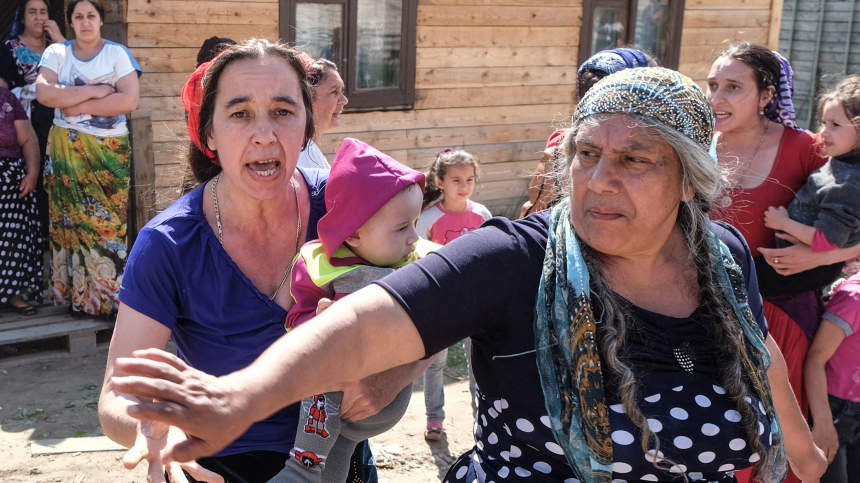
[576,48,650,98]
[574,67,715,152]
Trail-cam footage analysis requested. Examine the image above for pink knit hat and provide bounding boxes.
[317,138,425,259]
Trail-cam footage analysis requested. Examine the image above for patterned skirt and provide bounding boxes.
[0,156,43,303]
[46,126,130,315]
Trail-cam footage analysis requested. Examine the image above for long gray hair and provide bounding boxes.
[555,113,767,479]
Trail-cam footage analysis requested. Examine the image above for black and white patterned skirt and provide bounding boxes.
[0,156,43,303]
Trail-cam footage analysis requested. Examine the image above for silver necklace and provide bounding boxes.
[724,121,770,188]
[211,173,302,301]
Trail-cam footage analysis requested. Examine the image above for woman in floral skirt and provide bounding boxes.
[35,0,140,317]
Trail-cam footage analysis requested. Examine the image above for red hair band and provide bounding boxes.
[181,58,219,163]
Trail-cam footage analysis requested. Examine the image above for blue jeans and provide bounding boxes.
[820,395,860,483]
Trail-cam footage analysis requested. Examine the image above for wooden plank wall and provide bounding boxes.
[677,0,772,86]
[126,0,779,216]
[126,0,579,216]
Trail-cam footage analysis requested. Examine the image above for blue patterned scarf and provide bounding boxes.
[534,203,787,482]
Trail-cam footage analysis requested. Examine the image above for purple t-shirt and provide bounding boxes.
[119,167,327,457]
[0,88,28,158]
[823,273,860,402]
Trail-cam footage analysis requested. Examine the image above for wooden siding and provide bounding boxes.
[127,0,579,216]
[127,0,778,216]
[677,0,773,85]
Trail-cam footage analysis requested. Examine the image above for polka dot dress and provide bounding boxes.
[0,157,43,304]
[444,379,770,483]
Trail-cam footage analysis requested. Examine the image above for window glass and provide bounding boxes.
[634,0,672,60]
[356,0,402,90]
[296,3,344,67]
[591,6,628,56]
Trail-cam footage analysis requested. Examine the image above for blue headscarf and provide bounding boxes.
[577,48,650,98]
[11,9,24,37]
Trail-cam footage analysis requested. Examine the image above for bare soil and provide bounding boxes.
[0,346,475,483]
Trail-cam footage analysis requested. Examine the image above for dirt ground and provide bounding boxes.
[0,345,476,483]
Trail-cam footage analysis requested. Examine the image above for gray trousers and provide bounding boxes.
[269,384,412,483]
[423,339,477,424]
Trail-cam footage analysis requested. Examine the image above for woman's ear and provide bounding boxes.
[207,134,216,153]
[681,184,696,203]
[759,85,776,111]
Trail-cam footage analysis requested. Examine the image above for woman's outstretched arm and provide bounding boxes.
[112,284,425,464]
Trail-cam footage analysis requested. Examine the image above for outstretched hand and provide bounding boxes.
[112,349,256,464]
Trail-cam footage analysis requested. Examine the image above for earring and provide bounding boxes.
[759,111,764,115]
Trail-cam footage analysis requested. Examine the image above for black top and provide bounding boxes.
[377,211,771,482]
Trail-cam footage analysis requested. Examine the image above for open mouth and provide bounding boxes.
[248,159,280,177]
[713,111,731,120]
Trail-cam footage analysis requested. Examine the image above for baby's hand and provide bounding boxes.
[316,298,333,315]
[764,206,789,230]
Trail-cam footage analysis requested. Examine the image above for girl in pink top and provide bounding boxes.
[805,261,860,483]
[416,149,492,244]
[416,149,491,440]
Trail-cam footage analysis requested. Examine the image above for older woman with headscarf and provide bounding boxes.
[521,48,654,218]
[113,68,827,483]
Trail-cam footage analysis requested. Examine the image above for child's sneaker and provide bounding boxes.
[424,424,444,441]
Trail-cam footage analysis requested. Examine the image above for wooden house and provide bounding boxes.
[43,0,785,229]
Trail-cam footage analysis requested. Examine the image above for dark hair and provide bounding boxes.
[717,43,780,99]
[197,37,237,67]
[13,0,51,37]
[422,150,478,210]
[305,58,338,98]
[66,0,103,24]
[817,74,860,150]
[183,39,316,188]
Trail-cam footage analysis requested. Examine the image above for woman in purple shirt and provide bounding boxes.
[0,87,41,314]
[98,40,422,483]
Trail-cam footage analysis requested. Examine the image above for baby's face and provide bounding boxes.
[350,185,423,267]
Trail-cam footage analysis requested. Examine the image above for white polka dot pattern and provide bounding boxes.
[0,157,42,305]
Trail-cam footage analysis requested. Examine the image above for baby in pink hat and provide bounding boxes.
[275,138,439,483]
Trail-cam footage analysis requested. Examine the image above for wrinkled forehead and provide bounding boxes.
[573,114,667,153]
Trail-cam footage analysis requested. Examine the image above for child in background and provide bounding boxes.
[415,149,491,440]
[763,76,860,303]
[804,258,860,483]
[275,138,439,483]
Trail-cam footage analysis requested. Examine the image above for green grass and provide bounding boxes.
[444,340,470,380]
[13,408,54,424]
